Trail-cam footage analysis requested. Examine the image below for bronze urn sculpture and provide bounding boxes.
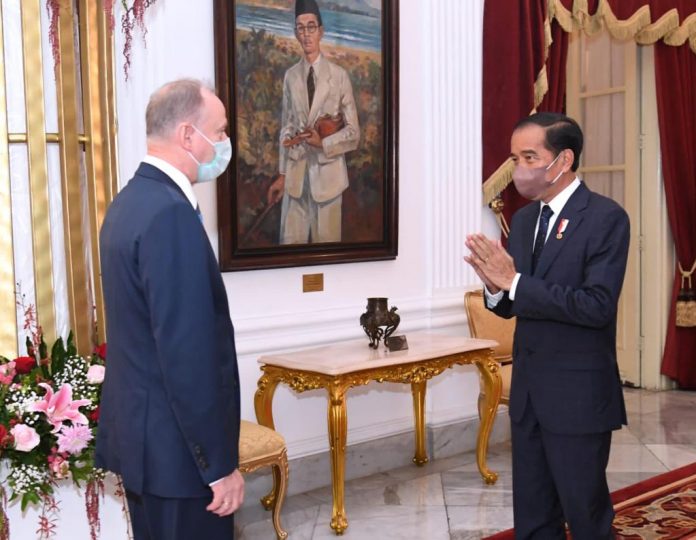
[360,297,400,349]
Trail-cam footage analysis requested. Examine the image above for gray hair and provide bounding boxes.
[145,78,213,138]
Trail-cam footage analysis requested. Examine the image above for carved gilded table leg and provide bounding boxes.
[255,370,281,430]
[474,353,502,484]
[327,381,349,535]
[255,370,282,508]
[411,380,429,465]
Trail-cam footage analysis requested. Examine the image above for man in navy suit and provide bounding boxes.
[465,113,629,539]
[97,79,243,539]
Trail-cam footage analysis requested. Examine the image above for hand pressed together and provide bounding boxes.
[463,233,517,293]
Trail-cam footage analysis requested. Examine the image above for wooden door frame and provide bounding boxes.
[566,30,642,386]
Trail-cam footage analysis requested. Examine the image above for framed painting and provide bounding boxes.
[214,0,398,270]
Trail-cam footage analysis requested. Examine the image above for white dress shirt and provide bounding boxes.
[486,178,582,307]
[142,155,198,210]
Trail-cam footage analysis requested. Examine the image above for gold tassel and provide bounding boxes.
[676,259,696,327]
[664,11,696,47]
[636,9,679,45]
[599,2,651,41]
[483,159,514,208]
[549,0,575,33]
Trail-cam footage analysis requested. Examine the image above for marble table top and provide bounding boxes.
[258,332,498,376]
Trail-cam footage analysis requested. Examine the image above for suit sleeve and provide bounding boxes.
[322,69,360,159]
[490,214,523,320]
[511,205,630,328]
[490,292,514,319]
[279,71,302,174]
[139,203,238,484]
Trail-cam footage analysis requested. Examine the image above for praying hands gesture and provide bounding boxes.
[464,234,517,294]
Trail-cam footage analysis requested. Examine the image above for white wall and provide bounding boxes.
[3,1,501,537]
[114,0,496,460]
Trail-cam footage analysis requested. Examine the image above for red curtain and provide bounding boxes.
[655,38,696,387]
[482,0,696,386]
[482,1,568,226]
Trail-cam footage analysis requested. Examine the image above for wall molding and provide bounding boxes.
[234,288,477,356]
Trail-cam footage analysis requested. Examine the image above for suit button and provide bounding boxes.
[194,445,202,456]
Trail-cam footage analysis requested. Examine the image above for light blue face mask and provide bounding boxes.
[188,125,232,183]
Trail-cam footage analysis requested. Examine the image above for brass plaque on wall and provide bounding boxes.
[303,273,324,293]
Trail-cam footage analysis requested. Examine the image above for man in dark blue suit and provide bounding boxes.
[97,79,243,539]
[465,113,629,539]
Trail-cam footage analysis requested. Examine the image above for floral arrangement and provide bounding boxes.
[46,0,159,79]
[0,300,109,540]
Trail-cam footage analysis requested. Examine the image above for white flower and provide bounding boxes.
[11,424,40,452]
[8,463,48,495]
[86,364,105,384]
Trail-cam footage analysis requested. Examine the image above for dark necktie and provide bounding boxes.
[307,66,315,109]
[532,205,553,272]
[195,205,203,223]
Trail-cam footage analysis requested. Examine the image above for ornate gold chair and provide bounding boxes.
[238,420,289,540]
[464,289,515,416]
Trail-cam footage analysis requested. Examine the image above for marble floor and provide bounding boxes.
[235,389,696,539]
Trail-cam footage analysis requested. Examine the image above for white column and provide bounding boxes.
[425,0,484,291]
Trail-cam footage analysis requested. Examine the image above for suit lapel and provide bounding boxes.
[517,204,539,275]
[285,62,310,128]
[308,58,330,124]
[294,65,310,124]
[534,182,590,278]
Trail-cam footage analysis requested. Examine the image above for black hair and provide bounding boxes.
[513,112,583,171]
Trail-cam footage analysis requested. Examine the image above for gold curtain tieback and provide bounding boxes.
[676,259,696,327]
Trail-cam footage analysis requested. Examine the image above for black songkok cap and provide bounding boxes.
[295,0,323,26]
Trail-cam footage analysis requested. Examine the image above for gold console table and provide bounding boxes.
[254,332,501,535]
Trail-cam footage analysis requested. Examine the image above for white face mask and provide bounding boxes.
[187,125,233,183]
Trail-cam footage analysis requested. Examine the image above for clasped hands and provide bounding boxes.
[464,234,517,294]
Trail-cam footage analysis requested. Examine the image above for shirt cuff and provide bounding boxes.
[209,477,224,487]
[484,285,504,308]
[508,273,521,301]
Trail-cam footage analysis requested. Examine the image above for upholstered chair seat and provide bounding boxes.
[464,289,516,416]
[238,420,289,540]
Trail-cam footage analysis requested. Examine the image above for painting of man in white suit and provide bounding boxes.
[267,0,361,244]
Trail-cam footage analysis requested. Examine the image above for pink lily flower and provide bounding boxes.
[0,361,16,385]
[31,383,91,433]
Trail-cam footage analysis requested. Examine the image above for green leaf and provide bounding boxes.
[51,336,65,361]
[66,331,77,357]
[40,358,51,379]
[38,336,48,361]
[50,336,66,377]
[20,492,34,512]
